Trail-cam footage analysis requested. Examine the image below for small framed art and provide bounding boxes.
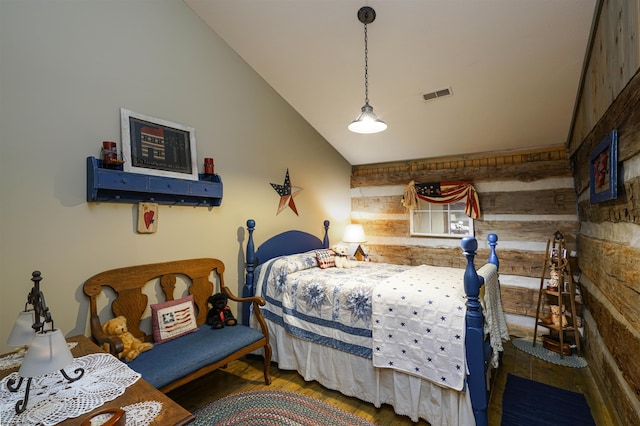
[589,130,618,204]
[121,108,198,180]
[137,202,158,234]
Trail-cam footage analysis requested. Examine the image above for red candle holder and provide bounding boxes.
[204,158,214,174]
[102,141,118,165]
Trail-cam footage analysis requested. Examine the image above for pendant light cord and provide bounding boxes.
[363,23,369,104]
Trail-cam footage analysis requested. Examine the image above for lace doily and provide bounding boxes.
[0,353,140,426]
[88,401,163,426]
[0,342,78,371]
[0,352,23,371]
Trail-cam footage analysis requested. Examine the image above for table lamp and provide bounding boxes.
[6,271,84,414]
[342,224,367,261]
[6,310,36,352]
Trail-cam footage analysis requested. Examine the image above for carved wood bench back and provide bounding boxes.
[83,258,225,342]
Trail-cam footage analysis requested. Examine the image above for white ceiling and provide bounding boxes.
[186,0,597,165]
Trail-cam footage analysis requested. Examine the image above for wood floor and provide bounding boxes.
[167,339,618,425]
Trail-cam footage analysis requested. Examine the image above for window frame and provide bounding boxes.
[409,199,474,238]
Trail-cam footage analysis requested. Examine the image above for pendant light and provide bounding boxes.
[348,6,387,134]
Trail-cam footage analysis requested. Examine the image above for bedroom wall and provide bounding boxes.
[566,0,640,424]
[0,0,351,354]
[350,146,579,338]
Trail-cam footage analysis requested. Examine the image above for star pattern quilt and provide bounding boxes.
[371,265,467,390]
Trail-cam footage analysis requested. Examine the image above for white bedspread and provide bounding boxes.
[371,264,467,390]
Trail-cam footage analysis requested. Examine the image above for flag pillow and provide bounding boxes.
[151,295,198,344]
[315,249,336,269]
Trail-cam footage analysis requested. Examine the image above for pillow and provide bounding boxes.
[151,295,198,344]
[315,249,336,269]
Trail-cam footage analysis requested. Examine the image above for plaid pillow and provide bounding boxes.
[315,249,336,269]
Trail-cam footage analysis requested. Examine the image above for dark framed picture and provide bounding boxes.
[120,108,198,180]
[589,130,617,204]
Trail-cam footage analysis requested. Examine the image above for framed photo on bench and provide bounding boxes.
[120,108,199,180]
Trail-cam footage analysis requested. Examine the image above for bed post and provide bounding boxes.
[461,236,488,426]
[487,233,499,269]
[322,220,330,248]
[242,219,256,326]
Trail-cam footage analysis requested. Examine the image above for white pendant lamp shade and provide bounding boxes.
[7,310,36,347]
[348,103,387,134]
[19,329,74,378]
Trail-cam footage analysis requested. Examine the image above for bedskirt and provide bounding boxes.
[258,317,474,425]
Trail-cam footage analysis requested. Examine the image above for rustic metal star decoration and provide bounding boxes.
[270,169,303,215]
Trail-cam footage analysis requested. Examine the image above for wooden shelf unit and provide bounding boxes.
[86,156,222,207]
[533,231,582,358]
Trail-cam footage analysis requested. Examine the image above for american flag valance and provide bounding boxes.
[401,180,481,219]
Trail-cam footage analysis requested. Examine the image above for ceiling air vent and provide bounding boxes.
[422,87,452,101]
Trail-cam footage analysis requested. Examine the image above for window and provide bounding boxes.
[410,199,474,237]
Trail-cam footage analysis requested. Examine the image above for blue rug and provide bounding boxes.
[501,374,595,425]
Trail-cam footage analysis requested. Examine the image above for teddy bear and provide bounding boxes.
[332,244,354,268]
[102,316,153,362]
[550,305,568,327]
[206,292,237,329]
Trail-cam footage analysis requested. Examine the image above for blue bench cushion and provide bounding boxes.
[127,324,265,389]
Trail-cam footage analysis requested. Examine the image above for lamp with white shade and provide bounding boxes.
[6,310,36,350]
[6,271,84,414]
[342,224,367,261]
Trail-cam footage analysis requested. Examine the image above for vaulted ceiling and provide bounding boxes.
[186,0,597,165]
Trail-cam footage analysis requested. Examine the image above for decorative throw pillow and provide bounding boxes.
[150,295,198,344]
[315,249,336,269]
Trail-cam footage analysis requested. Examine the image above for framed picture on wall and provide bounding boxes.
[120,108,198,180]
[589,130,617,204]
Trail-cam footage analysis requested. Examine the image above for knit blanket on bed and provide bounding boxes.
[478,263,510,367]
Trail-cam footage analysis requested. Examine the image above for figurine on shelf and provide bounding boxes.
[101,141,124,169]
[547,266,559,292]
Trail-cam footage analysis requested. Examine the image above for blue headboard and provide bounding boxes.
[242,219,329,323]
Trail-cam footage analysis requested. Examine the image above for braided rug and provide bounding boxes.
[511,337,587,368]
[192,389,378,426]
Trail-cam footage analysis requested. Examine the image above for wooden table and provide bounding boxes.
[0,335,194,426]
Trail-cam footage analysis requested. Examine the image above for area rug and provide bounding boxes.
[511,337,587,368]
[501,374,595,426]
[192,389,378,426]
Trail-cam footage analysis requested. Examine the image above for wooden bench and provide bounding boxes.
[83,258,271,393]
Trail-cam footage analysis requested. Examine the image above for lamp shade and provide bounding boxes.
[7,310,36,347]
[19,329,73,378]
[348,103,387,134]
[343,224,367,243]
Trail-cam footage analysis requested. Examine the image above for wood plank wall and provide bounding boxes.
[350,146,579,339]
[568,1,640,424]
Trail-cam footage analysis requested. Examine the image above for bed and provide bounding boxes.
[242,219,508,426]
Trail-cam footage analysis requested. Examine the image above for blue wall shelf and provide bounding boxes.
[86,157,222,206]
